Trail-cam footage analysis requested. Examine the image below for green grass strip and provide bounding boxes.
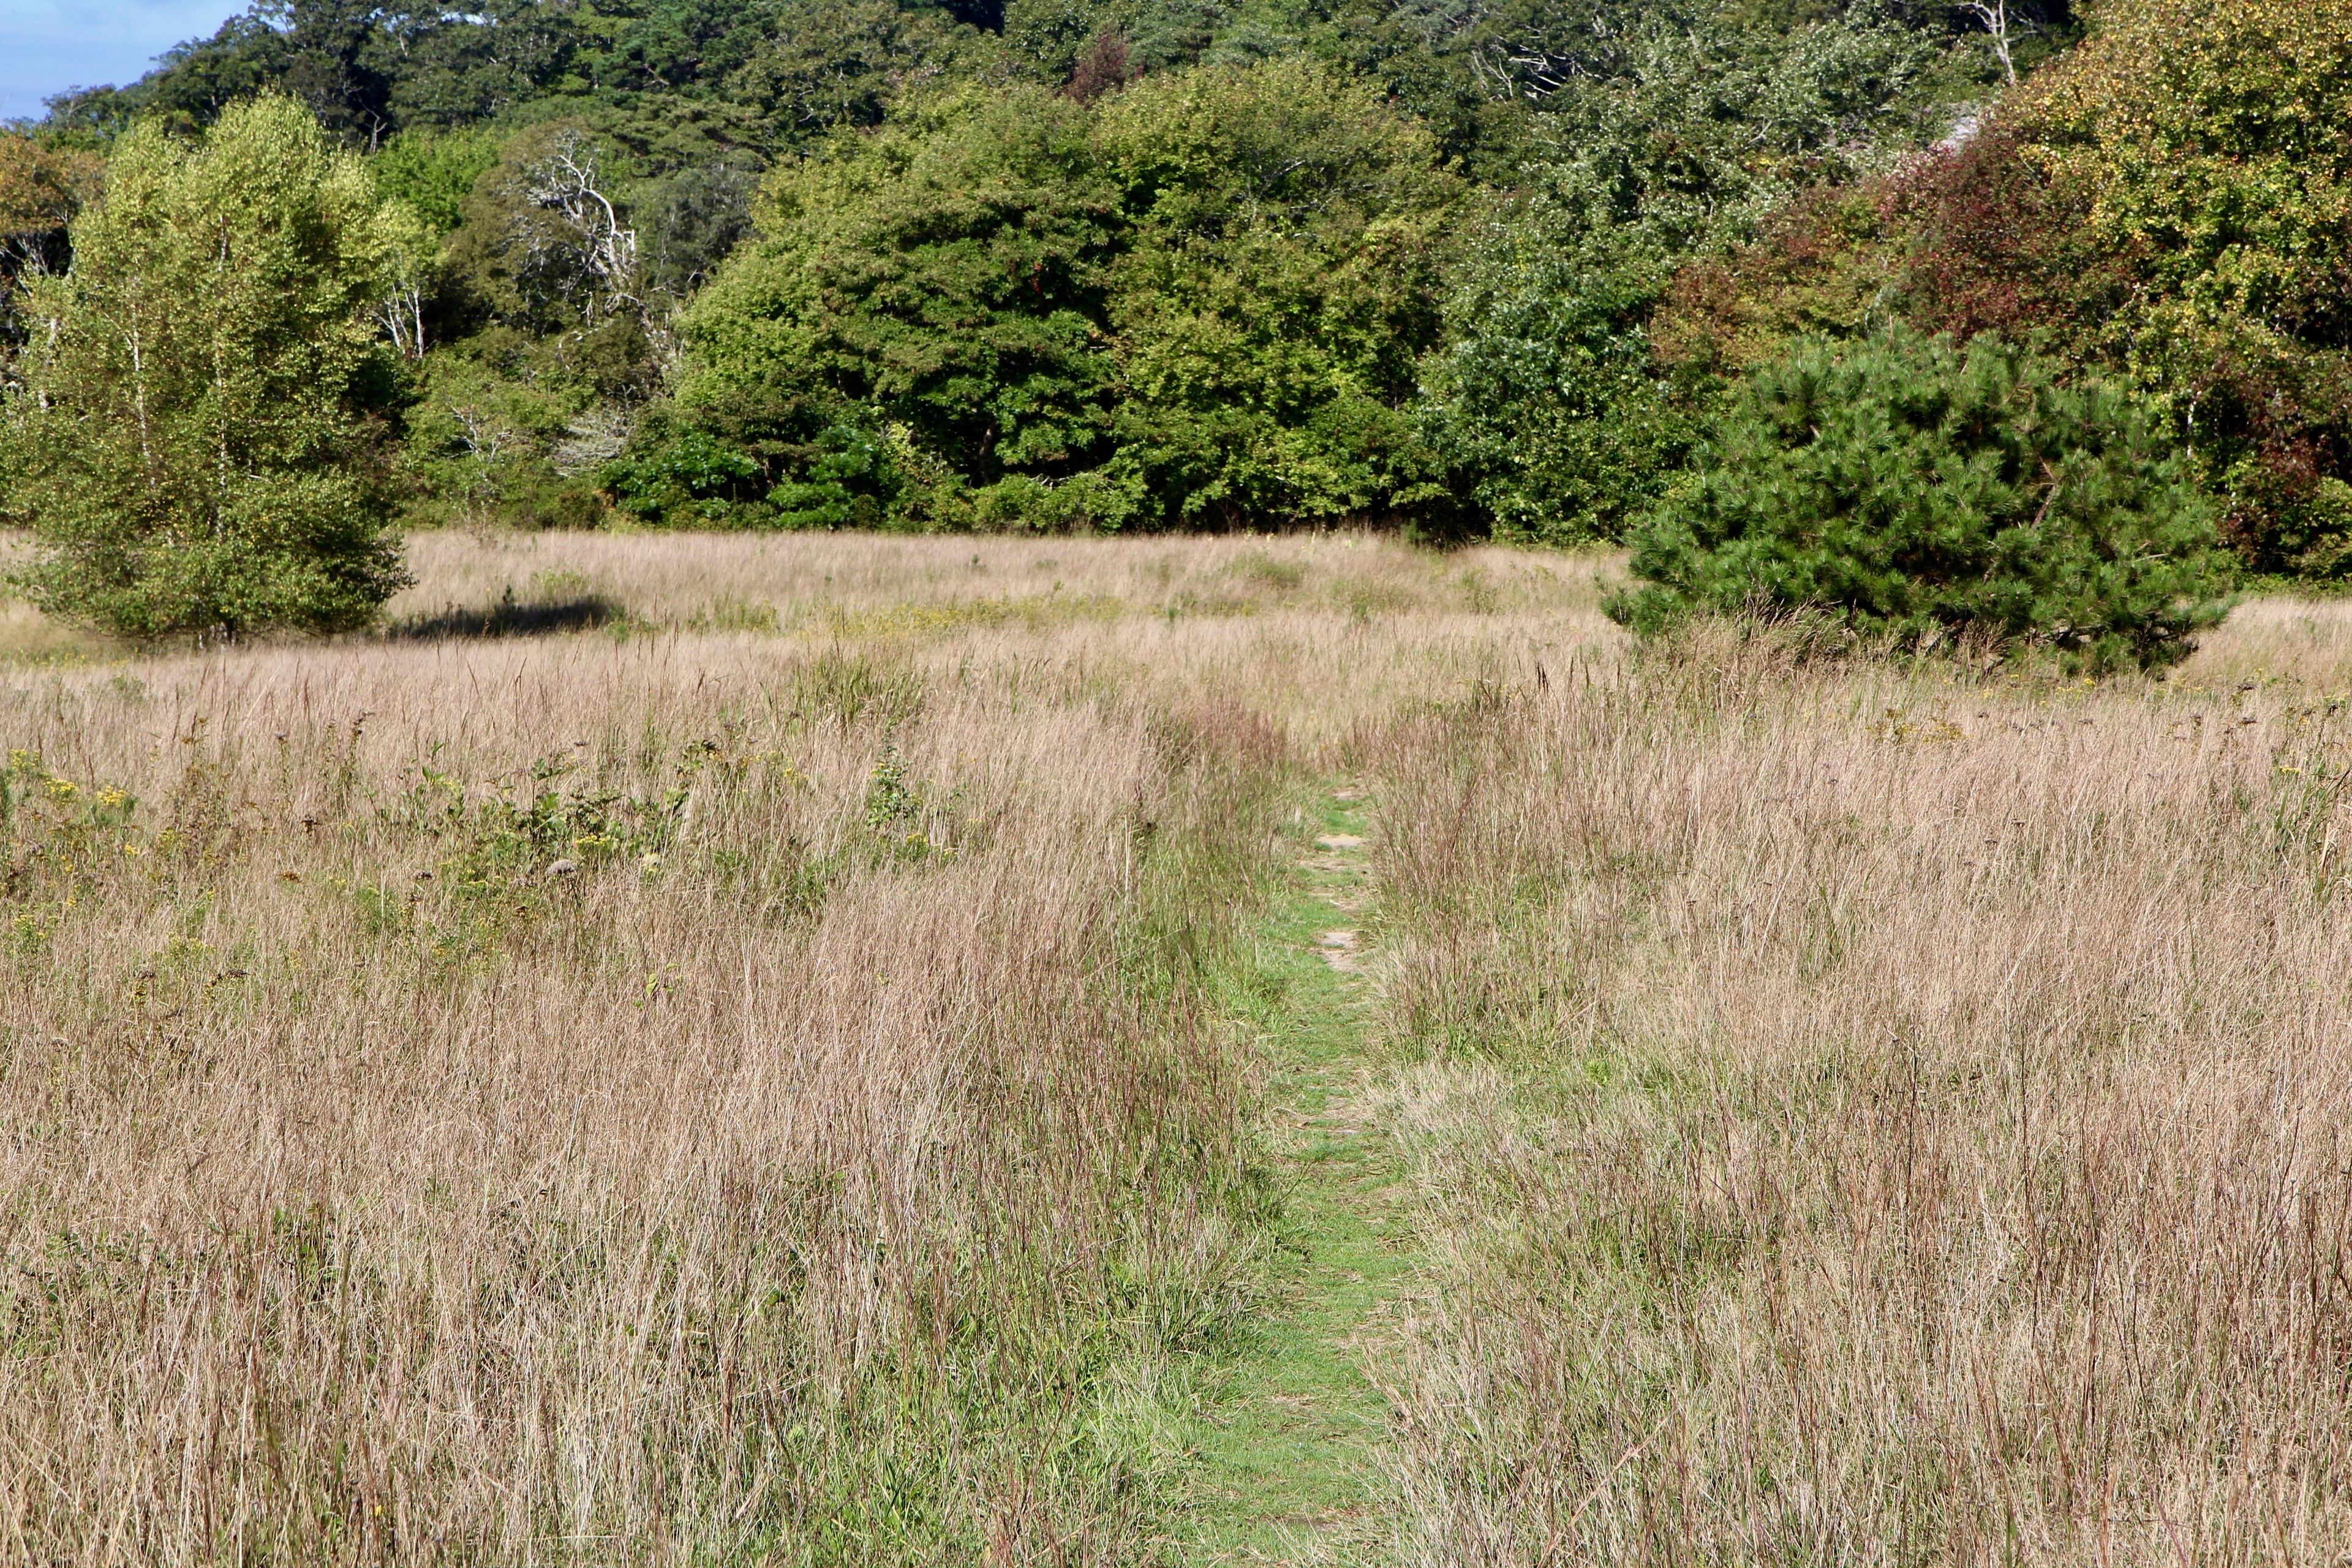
[1180,788,1417,1565]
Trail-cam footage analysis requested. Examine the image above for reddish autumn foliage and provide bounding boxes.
[1655,16,2352,578]
[1650,184,1904,389]
[1895,0,2352,575]
[1065,30,1137,105]
[0,134,103,341]
[0,135,101,242]
[1886,126,2118,352]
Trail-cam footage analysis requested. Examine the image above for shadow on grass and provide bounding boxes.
[389,592,622,641]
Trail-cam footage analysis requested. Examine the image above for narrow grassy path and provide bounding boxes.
[1180,787,1415,1565]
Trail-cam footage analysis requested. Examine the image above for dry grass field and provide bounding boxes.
[6,530,2352,1565]
[1368,617,2352,1566]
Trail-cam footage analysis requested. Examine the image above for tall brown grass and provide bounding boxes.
[379,530,1589,639]
[20,526,2347,1564]
[0,531,1598,1563]
[1360,613,2352,1566]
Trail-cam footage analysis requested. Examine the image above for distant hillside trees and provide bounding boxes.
[0,0,2343,671]
[4,0,2010,545]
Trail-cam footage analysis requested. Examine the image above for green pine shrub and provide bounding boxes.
[1611,328,2233,673]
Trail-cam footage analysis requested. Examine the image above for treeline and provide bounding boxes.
[0,0,2348,654]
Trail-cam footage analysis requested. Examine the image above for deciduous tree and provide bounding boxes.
[2,96,412,636]
[1902,0,2352,575]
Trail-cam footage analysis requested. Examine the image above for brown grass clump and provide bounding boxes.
[1360,610,2352,1566]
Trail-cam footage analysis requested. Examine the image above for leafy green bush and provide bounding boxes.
[668,59,1460,531]
[604,423,763,526]
[1611,329,2233,672]
[2,96,412,637]
[763,423,899,530]
[394,351,612,530]
[1418,187,1687,543]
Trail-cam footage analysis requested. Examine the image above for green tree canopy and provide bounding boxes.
[671,83,1120,526]
[23,0,2182,553]
[660,58,1460,529]
[2,95,412,636]
[1092,59,1460,528]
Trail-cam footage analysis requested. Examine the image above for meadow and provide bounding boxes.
[6,531,2352,1565]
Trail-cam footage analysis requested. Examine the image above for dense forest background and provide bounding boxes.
[1,0,2346,586]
